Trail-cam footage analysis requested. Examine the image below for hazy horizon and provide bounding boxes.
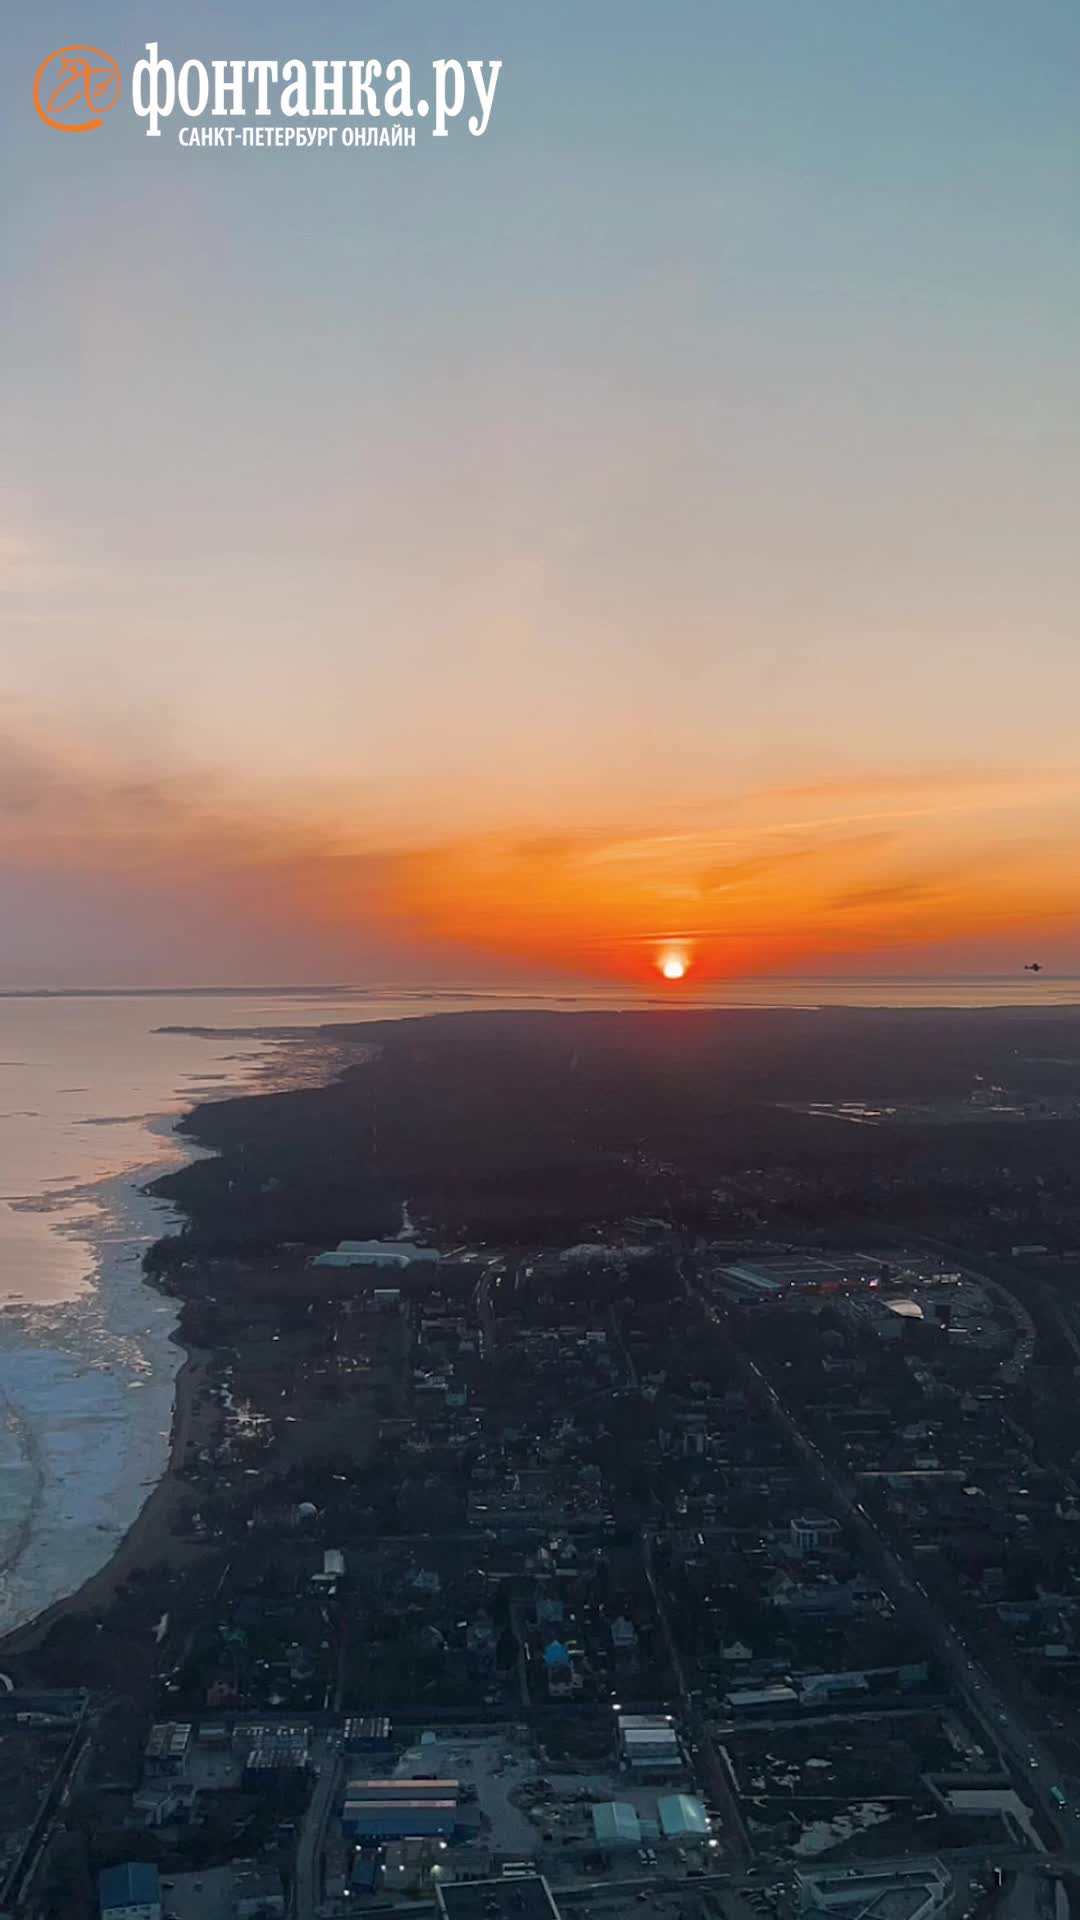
[4,975,1080,1011]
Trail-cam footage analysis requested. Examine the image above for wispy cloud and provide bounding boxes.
[697,848,817,894]
[761,768,1006,803]
[0,530,102,600]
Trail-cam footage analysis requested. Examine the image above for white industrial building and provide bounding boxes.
[312,1239,441,1270]
[724,1682,799,1713]
[617,1712,681,1774]
[312,1547,346,1586]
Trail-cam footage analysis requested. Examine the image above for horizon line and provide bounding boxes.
[1,974,1078,999]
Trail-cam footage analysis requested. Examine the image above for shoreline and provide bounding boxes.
[0,1330,215,1664]
[0,1008,347,1664]
[0,1018,371,1668]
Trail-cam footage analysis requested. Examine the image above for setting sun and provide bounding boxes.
[660,954,687,981]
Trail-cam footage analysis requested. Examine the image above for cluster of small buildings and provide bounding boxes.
[142,1717,312,1795]
[764,1265,1080,1706]
[467,1462,611,1533]
[77,1230,1068,1920]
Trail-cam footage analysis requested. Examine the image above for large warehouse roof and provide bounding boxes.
[98,1862,161,1911]
[346,1778,458,1798]
[592,1801,641,1845]
[658,1793,710,1839]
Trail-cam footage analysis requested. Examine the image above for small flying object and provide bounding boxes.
[1024,962,1043,973]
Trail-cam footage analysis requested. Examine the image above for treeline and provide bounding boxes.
[144,1009,1080,1268]
[146,1073,399,1272]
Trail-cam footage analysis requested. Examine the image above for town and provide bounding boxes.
[5,1222,1080,1920]
[6,1005,1080,1920]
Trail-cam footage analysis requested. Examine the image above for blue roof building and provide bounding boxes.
[98,1862,162,1920]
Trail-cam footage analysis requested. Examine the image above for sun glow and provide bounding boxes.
[660,953,688,981]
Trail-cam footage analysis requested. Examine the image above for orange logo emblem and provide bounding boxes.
[34,46,121,131]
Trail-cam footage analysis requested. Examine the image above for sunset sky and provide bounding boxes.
[4,1,1080,987]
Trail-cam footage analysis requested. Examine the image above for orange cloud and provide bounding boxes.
[365,803,1080,983]
[3,717,1080,984]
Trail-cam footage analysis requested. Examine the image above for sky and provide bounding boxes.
[3,1,1080,988]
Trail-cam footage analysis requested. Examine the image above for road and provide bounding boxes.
[607,1291,752,1865]
[294,1741,341,1920]
[641,1527,753,1863]
[1,1694,91,1911]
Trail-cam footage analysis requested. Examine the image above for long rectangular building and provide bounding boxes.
[617,1712,681,1773]
[342,1777,459,1841]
